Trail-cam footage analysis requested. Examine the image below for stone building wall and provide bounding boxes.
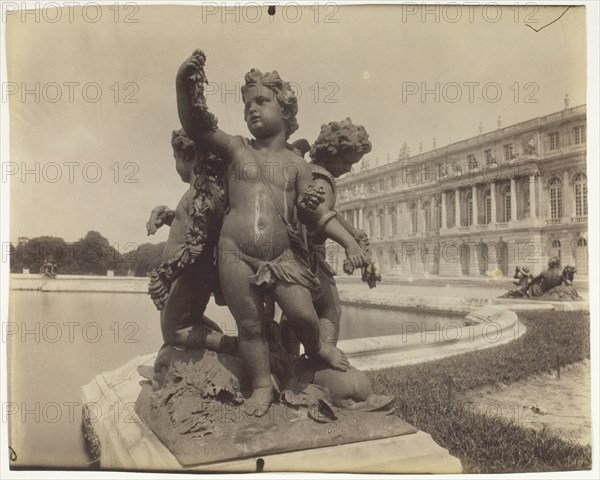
[334,104,588,279]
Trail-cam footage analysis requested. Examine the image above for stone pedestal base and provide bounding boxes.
[82,353,462,474]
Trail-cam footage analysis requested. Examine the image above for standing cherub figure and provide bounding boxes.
[146,129,236,355]
[281,119,372,352]
[176,50,351,416]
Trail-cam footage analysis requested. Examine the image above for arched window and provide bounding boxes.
[466,192,473,226]
[436,198,443,230]
[423,201,431,232]
[551,239,561,263]
[484,190,492,224]
[549,178,563,219]
[576,237,588,274]
[504,186,512,222]
[390,207,397,235]
[410,203,418,233]
[574,173,587,217]
[377,209,384,237]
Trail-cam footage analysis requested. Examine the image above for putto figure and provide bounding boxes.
[501,266,533,298]
[146,129,237,354]
[176,50,354,415]
[282,118,372,353]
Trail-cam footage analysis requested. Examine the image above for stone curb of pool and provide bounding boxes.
[339,306,518,356]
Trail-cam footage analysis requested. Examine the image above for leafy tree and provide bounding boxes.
[72,231,129,275]
[12,232,123,275]
[14,236,69,274]
[9,243,21,273]
[123,242,165,277]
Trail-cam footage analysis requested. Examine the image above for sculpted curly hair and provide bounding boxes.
[241,69,299,139]
[171,128,196,158]
[171,128,224,177]
[548,256,561,269]
[309,118,372,165]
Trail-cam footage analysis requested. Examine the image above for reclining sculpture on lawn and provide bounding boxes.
[501,257,581,300]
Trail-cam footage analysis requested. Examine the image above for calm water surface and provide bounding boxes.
[7,290,457,468]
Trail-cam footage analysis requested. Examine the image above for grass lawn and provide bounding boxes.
[368,310,591,473]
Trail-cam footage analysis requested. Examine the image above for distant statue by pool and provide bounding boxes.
[501,266,533,298]
[39,256,58,279]
[500,257,581,301]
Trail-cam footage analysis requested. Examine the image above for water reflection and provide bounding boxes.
[7,290,458,468]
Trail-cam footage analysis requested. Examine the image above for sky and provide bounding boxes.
[4,3,587,248]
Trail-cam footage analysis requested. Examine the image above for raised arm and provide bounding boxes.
[175,50,238,164]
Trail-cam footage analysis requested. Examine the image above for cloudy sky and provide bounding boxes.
[5,3,587,247]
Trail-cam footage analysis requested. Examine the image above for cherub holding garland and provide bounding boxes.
[146,129,237,355]
[281,119,377,353]
[175,50,358,415]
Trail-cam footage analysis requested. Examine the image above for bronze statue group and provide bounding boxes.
[145,50,381,416]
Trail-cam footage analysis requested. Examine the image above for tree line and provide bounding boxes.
[9,231,165,277]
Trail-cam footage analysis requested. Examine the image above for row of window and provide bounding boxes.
[549,238,588,274]
[344,173,587,235]
[463,190,509,226]
[351,126,586,196]
[548,126,586,151]
[550,173,588,218]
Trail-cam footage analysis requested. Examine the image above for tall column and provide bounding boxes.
[510,177,517,222]
[352,209,358,229]
[490,182,497,223]
[441,191,447,229]
[358,207,364,230]
[417,198,425,232]
[529,174,538,219]
[431,194,437,231]
[385,204,392,236]
[562,170,571,218]
[397,202,403,236]
[455,188,461,227]
[472,184,479,225]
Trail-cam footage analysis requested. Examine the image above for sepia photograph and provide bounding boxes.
[0,1,597,477]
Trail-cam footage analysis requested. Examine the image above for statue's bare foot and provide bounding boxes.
[245,386,274,417]
[316,344,349,371]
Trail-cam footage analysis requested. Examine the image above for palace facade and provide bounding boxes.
[334,104,588,278]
